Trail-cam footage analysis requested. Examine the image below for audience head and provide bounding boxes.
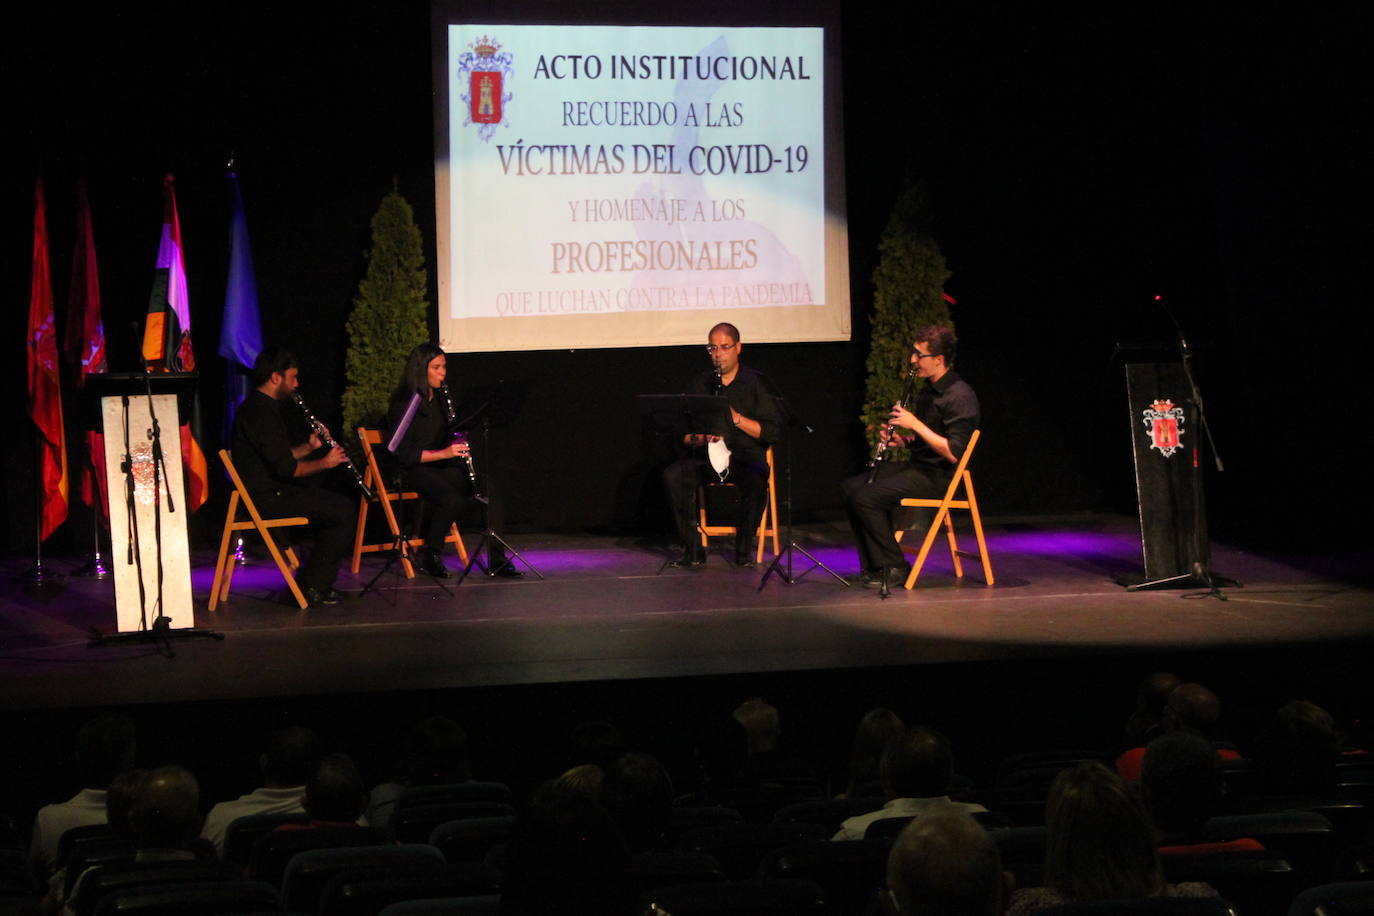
[1045,761,1163,901]
[600,751,674,853]
[129,765,200,850]
[732,697,781,755]
[554,764,605,799]
[1165,683,1222,735]
[882,727,955,800]
[887,809,1004,916]
[1261,699,1341,792]
[848,708,906,796]
[261,726,324,788]
[1124,671,1182,745]
[304,754,368,823]
[75,716,137,789]
[396,716,471,785]
[106,769,148,840]
[1140,732,1223,842]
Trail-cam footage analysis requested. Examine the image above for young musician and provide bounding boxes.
[841,326,979,587]
[663,323,782,568]
[231,347,355,606]
[384,342,517,578]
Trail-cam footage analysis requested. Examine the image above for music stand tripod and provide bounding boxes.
[757,393,849,590]
[359,461,453,600]
[453,381,543,584]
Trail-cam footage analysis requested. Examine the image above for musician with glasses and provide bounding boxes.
[384,342,518,579]
[232,346,355,607]
[663,323,782,568]
[842,326,979,588]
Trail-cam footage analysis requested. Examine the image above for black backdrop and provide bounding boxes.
[4,2,1366,556]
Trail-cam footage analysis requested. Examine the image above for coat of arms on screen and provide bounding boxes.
[457,36,514,142]
[1142,399,1185,457]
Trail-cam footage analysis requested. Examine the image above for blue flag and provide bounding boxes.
[219,171,264,444]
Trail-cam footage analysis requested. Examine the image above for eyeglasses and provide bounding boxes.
[705,343,737,353]
[911,349,935,360]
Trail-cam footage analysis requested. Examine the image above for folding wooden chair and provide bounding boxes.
[893,428,994,590]
[211,449,308,610]
[351,428,469,578]
[697,445,781,563]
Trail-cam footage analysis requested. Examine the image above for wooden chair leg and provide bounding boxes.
[210,495,237,611]
[944,513,964,579]
[448,524,469,565]
[351,496,370,574]
[904,507,951,590]
[964,475,995,586]
[263,536,308,609]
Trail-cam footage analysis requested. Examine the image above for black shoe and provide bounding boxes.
[301,585,341,607]
[734,552,758,569]
[669,548,706,569]
[418,547,452,579]
[489,558,523,579]
[862,565,911,589]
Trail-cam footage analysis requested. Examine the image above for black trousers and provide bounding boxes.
[841,463,951,572]
[664,456,769,556]
[401,461,505,563]
[253,484,356,592]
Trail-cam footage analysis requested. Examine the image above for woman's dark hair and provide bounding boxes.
[847,708,905,797]
[391,342,447,405]
[1044,761,1163,901]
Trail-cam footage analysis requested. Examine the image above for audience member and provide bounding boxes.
[833,727,985,841]
[1116,682,1239,782]
[841,707,905,799]
[733,697,817,787]
[43,769,146,915]
[1122,671,1182,748]
[1257,699,1342,794]
[1006,762,1217,915]
[553,764,605,799]
[281,754,368,830]
[1141,732,1262,854]
[200,726,323,856]
[367,716,470,829]
[599,752,673,854]
[501,780,631,916]
[886,808,1005,916]
[30,716,137,879]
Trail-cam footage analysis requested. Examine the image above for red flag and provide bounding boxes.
[65,178,110,521]
[27,178,69,541]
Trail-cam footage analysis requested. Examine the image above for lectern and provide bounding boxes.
[87,373,197,632]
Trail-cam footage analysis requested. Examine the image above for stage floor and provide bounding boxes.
[2,514,1371,711]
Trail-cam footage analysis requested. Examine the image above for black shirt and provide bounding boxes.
[232,389,300,495]
[908,370,979,473]
[685,365,783,464]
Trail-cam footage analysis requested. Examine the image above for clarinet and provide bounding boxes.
[867,366,918,483]
[289,392,375,501]
[439,383,482,497]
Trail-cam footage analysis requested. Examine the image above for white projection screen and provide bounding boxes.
[432,14,850,353]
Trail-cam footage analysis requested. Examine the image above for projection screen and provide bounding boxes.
[433,18,849,352]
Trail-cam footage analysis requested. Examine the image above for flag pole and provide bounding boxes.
[22,435,57,585]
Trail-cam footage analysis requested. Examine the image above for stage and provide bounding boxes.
[2,514,1371,713]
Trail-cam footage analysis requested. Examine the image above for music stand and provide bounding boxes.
[452,380,544,583]
[756,390,849,590]
[638,394,733,572]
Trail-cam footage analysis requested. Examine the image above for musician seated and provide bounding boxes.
[384,342,517,578]
[232,347,356,607]
[662,323,782,568]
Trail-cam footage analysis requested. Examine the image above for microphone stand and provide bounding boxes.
[757,390,849,590]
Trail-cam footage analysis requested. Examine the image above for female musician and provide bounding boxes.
[384,342,517,578]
